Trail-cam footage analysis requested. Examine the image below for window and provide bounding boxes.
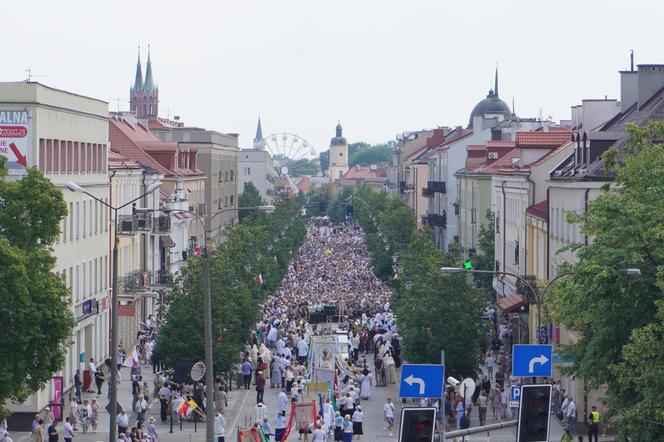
[104,255,108,290]
[225,196,228,207]
[75,264,80,302]
[471,208,477,224]
[82,201,87,237]
[514,240,520,265]
[89,200,93,236]
[230,170,234,181]
[244,167,251,175]
[225,171,229,182]
[94,258,98,294]
[75,202,80,239]
[230,195,234,206]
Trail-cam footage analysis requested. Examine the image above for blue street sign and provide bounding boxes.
[399,364,445,398]
[512,344,553,377]
[510,385,520,402]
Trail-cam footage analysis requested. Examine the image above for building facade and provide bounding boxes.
[327,123,349,181]
[0,82,110,426]
[153,127,239,243]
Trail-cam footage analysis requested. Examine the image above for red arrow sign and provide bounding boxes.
[9,142,27,166]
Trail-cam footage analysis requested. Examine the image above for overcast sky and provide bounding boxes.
[3,0,662,155]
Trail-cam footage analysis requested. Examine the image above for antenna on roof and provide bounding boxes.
[113,97,123,113]
[512,97,515,116]
[630,49,634,72]
[25,68,51,82]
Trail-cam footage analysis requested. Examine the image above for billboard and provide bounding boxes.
[0,110,30,175]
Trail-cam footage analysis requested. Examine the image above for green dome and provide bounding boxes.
[469,89,512,128]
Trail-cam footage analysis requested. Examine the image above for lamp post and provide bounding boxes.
[440,267,641,344]
[136,204,275,442]
[66,180,162,442]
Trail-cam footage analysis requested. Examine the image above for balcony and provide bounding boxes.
[156,270,170,285]
[136,212,154,232]
[428,181,446,194]
[117,215,138,235]
[427,212,446,227]
[152,215,171,234]
[118,270,145,293]
[422,187,434,198]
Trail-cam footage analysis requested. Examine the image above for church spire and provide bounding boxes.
[132,46,143,91]
[253,117,266,150]
[494,66,499,97]
[144,45,155,92]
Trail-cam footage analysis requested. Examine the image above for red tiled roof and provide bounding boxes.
[109,116,203,177]
[497,293,525,312]
[516,131,572,148]
[526,200,548,221]
[296,176,312,194]
[341,166,387,179]
[108,151,142,169]
[477,148,522,173]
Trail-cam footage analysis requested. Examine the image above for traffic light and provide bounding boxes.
[399,407,436,442]
[517,384,552,442]
[463,259,473,270]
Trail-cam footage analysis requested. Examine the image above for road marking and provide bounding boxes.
[528,354,549,373]
[228,388,249,431]
[404,375,425,394]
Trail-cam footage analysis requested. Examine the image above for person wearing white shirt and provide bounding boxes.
[255,403,268,422]
[277,390,289,416]
[63,417,74,442]
[87,359,97,393]
[282,346,292,360]
[566,398,577,436]
[275,338,285,355]
[296,337,309,364]
[214,411,227,442]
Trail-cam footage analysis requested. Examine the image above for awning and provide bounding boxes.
[497,293,525,313]
[160,235,175,248]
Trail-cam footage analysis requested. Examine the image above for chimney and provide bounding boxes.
[574,133,580,166]
[582,132,589,168]
[637,64,664,111]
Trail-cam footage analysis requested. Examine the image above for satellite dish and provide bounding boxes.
[459,378,476,398]
[191,361,206,381]
[280,166,289,175]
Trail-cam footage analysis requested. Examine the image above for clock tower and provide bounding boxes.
[328,122,349,181]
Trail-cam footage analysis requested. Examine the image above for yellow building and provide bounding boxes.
[328,123,349,181]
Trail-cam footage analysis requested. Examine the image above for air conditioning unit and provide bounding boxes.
[488,152,499,160]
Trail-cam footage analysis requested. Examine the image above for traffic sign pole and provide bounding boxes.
[440,351,445,442]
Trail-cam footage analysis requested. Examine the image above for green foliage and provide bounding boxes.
[547,121,664,439]
[238,182,265,223]
[154,196,305,374]
[0,158,73,419]
[610,300,664,439]
[353,185,485,378]
[348,141,394,167]
[320,141,396,173]
[471,210,495,297]
[326,187,353,223]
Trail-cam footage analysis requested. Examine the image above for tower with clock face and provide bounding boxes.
[328,122,349,181]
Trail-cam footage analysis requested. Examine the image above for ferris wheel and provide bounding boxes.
[263,132,319,178]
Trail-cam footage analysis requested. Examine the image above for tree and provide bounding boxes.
[238,181,264,223]
[547,121,664,439]
[154,196,306,374]
[352,186,485,377]
[471,210,495,297]
[349,142,394,167]
[0,158,73,419]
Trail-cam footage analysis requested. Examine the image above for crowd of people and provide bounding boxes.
[230,220,401,441]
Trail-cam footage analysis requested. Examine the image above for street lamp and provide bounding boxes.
[66,180,161,442]
[135,204,274,442]
[440,266,641,344]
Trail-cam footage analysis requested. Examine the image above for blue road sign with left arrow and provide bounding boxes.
[512,344,553,377]
[399,364,445,399]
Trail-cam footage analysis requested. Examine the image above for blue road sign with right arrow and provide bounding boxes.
[512,344,553,377]
[399,364,445,399]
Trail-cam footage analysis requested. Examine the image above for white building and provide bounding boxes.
[0,82,110,426]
